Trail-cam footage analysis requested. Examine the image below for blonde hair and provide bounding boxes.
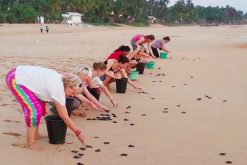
[73,64,91,76]
[62,72,82,91]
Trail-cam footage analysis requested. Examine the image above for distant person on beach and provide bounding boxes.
[73,65,110,112]
[40,24,43,33]
[130,34,156,58]
[5,66,85,151]
[151,36,171,58]
[104,55,142,91]
[45,25,49,33]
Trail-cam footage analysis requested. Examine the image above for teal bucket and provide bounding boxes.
[160,52,167,59]
[128,70,139,81]
[146,61,155,69]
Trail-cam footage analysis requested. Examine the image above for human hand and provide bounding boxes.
[110,99,118,107]
[77,133,86,144]
[99,105,110,112]
[90,102,99,111]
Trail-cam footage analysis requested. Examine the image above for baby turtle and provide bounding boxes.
[71,150,79,154]
[225,161,232,164]
[95,149,101,152]
[128,145,135,148]
[120,153,128,157]
[130,123,135,126]
[181,111,187,114]
[141,114,146,116]
[176,105,181,107]
[150,98,155,100]
[104,142,110,145]
[219,153,226,156]
[78,153,84,156]
[197,98,202,101]
[124,119,129,121]
[126,105,132,109]
[112,121,118,123]
[85,145,93,148]
[73,155,81,159]
[79,147,86,151]
[77,163,84,165]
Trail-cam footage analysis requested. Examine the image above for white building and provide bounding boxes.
[62,12,83,26]
[37,16,44,24]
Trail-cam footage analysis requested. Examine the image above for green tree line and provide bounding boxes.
[0,0,246,24]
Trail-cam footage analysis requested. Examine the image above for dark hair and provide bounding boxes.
[118,55,129,64]
[145,35,155,41]
[163,36,170,41]
[93,62,107,70]
[114,45,131,52]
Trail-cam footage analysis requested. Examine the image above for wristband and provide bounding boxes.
[74,130,81,136]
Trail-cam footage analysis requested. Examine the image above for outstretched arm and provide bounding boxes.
[83,86,109,111]
[100,85,117,106]
[75,93,99,111]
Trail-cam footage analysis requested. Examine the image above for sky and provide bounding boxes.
[168,0,247,13]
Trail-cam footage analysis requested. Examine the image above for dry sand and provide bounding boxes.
[0,24,247,165]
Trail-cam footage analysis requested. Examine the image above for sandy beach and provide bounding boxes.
[0,24,247,165]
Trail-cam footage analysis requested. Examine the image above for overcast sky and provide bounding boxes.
[168,0,247,13]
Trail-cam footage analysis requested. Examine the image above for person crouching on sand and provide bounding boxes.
[103,55,142,91]
[73,64,109,112]
[5,66,86,151]
[130,34,156,58]
[89,62,117,106]
[151,36,171,58]
[128,46,154,65]
[106,45,135,73]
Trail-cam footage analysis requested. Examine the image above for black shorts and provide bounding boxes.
[151,46,159,58]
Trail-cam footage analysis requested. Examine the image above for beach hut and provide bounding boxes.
[62,12,83,26]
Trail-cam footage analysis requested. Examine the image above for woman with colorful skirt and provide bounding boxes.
[5,65,85,151]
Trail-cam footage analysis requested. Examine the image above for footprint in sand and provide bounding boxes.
[3,132,21,137]
[11,143,26,149]
[3,119,21,123]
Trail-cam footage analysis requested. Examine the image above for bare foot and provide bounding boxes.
[11,143,45,151]
[35,134,47,140]
[27,144,45,151]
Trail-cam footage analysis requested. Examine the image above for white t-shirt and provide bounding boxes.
[92,76,103,86]
[84,68,103,86]
[16,66,66,106]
